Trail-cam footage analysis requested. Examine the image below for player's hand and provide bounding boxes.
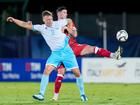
[72,27,77,31]
[7,17,15,23]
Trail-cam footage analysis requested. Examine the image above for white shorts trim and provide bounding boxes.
[66,66,79,71]
[45,63,57,68]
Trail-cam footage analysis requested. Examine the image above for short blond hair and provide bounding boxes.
[42,10,52,18]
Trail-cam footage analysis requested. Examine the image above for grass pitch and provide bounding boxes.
[0,82,140,105]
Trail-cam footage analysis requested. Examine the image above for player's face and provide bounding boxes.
[43,15,53,27]
[57,9,68,19]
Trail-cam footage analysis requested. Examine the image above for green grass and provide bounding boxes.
[0,82,140,105]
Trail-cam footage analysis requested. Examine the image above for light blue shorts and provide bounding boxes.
[46,46,79,71]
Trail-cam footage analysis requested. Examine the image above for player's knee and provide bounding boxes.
[75,73,80,77]
[88,45,94,52]
[43,68,51,75]
[58,68,65,75]
[81,45,94,55]
[43,69,50,75]
[73,70,81,77]
[43,65,54,75]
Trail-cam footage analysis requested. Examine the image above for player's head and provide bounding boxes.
[56,6,67,20]
[42,10,53,27]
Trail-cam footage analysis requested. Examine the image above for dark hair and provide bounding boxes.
[56,6,67,13]
[42,10,52,17]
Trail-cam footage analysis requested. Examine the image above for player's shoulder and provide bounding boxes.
[32,24,45,31]
[54,19,68,26]
[33,24,45,27]
[56,19,68,23]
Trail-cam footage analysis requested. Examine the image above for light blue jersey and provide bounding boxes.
[32,19,79,70]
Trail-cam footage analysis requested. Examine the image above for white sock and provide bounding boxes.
[54,93,59,97]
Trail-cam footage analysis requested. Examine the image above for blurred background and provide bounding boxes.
[0,0,140,58]
[0,0,140,83]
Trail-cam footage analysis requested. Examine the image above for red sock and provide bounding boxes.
[54,75,63,93]
[95,47,111,57]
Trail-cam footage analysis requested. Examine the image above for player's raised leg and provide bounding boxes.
[79,45,122,60]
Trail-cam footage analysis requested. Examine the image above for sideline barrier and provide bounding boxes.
[0,58,81,82]
[82,58,140,83]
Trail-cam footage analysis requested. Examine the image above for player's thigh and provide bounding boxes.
[72,68,81,77]
[63,53,79,71]
[44,64,56,75]
[46,52,61,74]
[72,44,87,56]
[57,63,66,75]
[58,68,65,75]
[80,45,95,55]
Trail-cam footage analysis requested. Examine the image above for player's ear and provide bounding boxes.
[42,17,45,23]
[43,19,45,23]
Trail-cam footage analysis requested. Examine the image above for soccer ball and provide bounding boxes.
[116,30,128,42]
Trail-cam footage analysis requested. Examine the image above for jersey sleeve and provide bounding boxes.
[32,24,43,32]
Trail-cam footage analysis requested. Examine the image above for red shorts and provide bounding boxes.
[57,43,88,69]
[71,43,87,56]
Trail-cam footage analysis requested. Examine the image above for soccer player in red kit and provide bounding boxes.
[52,6,122,101]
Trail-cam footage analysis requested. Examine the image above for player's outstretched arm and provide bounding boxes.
[7,17,32,30]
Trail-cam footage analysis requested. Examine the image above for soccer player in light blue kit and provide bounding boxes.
[7,10,87,101]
